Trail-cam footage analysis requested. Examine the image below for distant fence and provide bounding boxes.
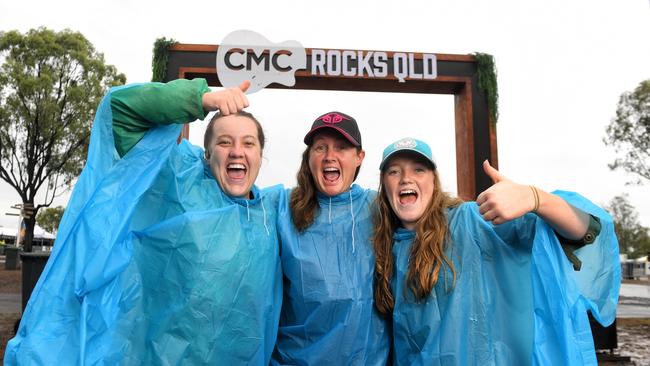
[621,261,650,280]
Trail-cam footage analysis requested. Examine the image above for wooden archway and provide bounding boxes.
[163,44,497,200]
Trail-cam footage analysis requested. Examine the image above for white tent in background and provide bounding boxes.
[0,226,18,238]
[33,225,55,240]
[0,224,56,244]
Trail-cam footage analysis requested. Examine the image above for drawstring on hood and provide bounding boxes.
[261,198,270,236]
[317,185,364,253]
[349,190,356,253]
[241,196,270,237]
[328,197,332,224]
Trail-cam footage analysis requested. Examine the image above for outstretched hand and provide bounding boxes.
[476,160,536,225]
[202,80,250,115]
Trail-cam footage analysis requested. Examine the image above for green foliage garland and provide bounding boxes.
[472,52,499,124]
[151,37,177,82]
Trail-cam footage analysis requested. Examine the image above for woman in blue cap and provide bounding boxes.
[373,137,619,365]
[7,79,284,365]
[272,112,390,365]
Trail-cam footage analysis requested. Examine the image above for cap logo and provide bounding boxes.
[319,113,348,124]
[394,138,417,149]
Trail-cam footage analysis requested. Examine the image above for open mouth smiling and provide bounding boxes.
[227,163,247,179]
[323,167,341,182]
[399,189,418,205]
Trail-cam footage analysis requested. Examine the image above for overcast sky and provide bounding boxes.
[1,0,649,233]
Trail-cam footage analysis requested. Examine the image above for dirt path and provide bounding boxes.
[0,266,20,362]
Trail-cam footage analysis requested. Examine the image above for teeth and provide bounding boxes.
[323,167,339,172]
[227,163,246,170]
[400,190,416,195]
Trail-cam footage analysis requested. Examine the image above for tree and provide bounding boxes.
[606,194,650,259]
[0,28,126,252]
[604,79,650,184]
[36,205,65,235]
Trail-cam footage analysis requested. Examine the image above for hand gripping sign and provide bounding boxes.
[216,30,307,94]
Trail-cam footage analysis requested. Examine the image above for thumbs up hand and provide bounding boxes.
[476,160,538,225]
[202,80,251,115]
[483,159,507,184]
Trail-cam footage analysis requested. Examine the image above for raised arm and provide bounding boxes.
[111,78,249,157]
[476,160,590,240]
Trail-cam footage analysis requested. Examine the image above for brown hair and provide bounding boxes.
[203,111,265,158]
[290,147,320,232]
[373,165,463,315]
[289,137,363,232]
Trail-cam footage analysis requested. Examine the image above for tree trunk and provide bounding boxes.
[23,212,36,253]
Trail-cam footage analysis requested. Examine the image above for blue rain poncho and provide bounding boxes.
[391,191,620,366]
[5,84,283,365]
[272,185,390,365]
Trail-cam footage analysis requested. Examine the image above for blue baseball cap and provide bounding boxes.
[379,137,437,171]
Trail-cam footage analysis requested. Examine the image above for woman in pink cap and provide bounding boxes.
[273,111,390,365]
